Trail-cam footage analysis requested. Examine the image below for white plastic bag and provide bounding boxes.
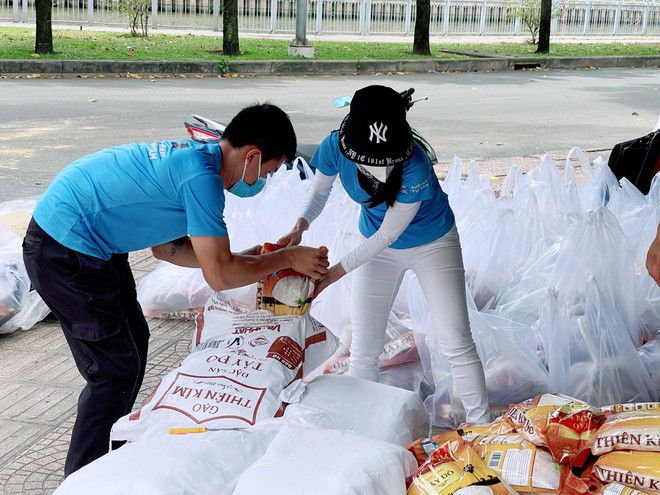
[137,262,212,319]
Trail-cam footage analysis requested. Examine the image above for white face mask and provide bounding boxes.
[356,163,394,183]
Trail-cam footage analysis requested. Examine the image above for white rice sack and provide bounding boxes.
[54,425,281,495]
[193,293,338,377]
[232,425,418,495]
[111,310,320,443]
[281,374,426,447]
[272,275,313,307]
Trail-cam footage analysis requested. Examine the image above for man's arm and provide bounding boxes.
[151,236,198,267]
[152,235,329,292]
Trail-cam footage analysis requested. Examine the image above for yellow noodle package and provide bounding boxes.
[408,438,518,495]
[467,433,561,493]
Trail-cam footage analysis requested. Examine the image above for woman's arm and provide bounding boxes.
[340,201,420,272]
[279,170,337,246]
[313,201,420,297]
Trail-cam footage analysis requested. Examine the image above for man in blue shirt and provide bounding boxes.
[22,103,329,476]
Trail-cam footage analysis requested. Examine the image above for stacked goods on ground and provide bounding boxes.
[138,153,660,428]
[55,287,427,494]
[406,394,659,495]
[0,199,50,334]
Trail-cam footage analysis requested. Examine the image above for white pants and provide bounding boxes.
[348,225,491,424]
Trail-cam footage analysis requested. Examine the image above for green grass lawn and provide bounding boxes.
[1,26,659,61]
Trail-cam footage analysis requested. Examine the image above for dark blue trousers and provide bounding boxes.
[22,218,150,477]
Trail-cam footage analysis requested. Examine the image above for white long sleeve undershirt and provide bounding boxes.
[300,171,421,273]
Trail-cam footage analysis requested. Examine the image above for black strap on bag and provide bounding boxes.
[608,129,660,195]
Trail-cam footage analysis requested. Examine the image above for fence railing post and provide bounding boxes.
[642,0,649,35]
[21,0,28,22]
[315,0,322,34]
[213,0,220,30]
[360,0,371,35]
[88,0,94,24]
[151,0,158,30]
[443,0,450,34]
[479,0,487,34]
[583,0,591,35]
[270,0,278,33]
[404,0,412,35]
[513,0,520,35]
[613,0,621,35]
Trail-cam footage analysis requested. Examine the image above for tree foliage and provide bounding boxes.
[116,0,151,37]
[506,0,559,45]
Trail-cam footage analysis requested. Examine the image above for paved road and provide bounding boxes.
[1,68,659,201]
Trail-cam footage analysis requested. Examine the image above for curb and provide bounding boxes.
[0,55,659,76]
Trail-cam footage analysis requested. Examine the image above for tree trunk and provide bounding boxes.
[223,0,240,56]
[536,0,552,53]
[413,0,431,56]
[35,0,54,54]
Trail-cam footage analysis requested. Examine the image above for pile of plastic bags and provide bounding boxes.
[138,151,660,428]
[0,199,50,335]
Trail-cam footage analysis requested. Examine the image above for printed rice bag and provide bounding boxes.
[592,451,660,494]
[255,243,324,316]
[599,482,655,495]
[587,408,660,456]
[194,293,338,378]
[408,437,518,495]
[111,308,328,443]
[505,393,605,466]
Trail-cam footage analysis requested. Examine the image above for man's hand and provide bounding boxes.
[284,245,329,280]
[646,224,660,286]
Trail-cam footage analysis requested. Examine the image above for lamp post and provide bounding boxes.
[288,0,314,58]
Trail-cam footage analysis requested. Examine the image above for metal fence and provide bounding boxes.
[2,0,660,36]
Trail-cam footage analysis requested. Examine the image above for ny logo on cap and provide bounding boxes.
[369,122,388,144]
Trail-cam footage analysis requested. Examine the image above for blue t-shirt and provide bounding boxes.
[33,139,228,260]
[311,132,454,249]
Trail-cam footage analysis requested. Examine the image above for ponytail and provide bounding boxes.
[357,165,403,208]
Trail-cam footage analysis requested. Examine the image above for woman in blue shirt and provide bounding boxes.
[279,85,491,425]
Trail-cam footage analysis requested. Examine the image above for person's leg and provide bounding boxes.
[116,256,150,409]
[22,219,150,475]
[348,249,406,382]
[411,225,491,424]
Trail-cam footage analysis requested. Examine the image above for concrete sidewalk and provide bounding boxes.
[1,22,659,76]
[1,53,659,77]
[0,250,196,495]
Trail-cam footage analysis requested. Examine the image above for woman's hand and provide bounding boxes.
[278,218,309,247]
[312,262,346,298]
[646,224,660,285]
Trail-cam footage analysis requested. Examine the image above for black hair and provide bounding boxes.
[222,103,297,162]
[357,164,404,208]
